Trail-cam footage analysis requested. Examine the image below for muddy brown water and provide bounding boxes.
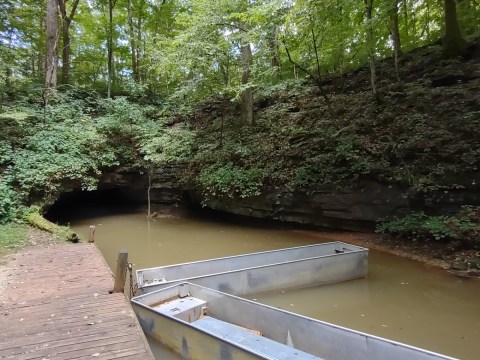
[67,207,480,360]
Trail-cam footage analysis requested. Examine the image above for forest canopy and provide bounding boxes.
[0,0,478,102]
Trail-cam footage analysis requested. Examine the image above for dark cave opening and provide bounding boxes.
[45,188,145,224]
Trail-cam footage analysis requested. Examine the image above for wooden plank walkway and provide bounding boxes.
[0,243,154,360]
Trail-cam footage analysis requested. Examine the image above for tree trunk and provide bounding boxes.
[240,39,253,126]
[127,0,138,81]
[389,0,401,81]
[58,0,80,85]
[136,14,143,81]
[37,16,45,81]
[5,32,13,91]
[402,0,409,39]
[5,67,11,92]
[364,0,378,99]
[26,212,79,243]
[443,0,467,57]
[219,58,230,86]
[269,26,280,70]
[45,0,58,89]
[107,0,116,97]
[31,56,36,78]
[61,20,71,84]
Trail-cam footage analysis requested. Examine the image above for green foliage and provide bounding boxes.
[377,212,456,241]
[0,140,13,164]
[0,88,201,221]
[3,89,118,204]
[13,118,116,195]
[0,223,28,256]
[1,0,479,100]
[185,49,480,202]
[142,125,196,164]
[0,180,20,223]
[292,131,389,189]
[123,80,150,100]
[95,97,197,167]
[377,207,480,245]
[198,163,264,199]
[96,97,150,164]
[0,89,119,212]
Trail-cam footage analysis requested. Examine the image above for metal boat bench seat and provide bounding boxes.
[191,316,324,360]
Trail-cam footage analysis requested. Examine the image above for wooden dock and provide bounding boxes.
[0,243,154,360]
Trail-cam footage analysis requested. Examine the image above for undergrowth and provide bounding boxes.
[376,206,480,248]
[188,76,480,198]
[0,223,28,257]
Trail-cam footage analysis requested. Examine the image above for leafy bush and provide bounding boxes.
[0,89,120,212]
[12,118,117,201]
[377,207,480,247]
[142,125,196,164]
[123,80,150,100]
[0,181,20,223]
[198,163,264,199]
[96,97,157,165]
[0,140,13,164]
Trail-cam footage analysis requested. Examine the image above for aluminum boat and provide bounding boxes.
[136,242,368,295]
[131,282,456,360]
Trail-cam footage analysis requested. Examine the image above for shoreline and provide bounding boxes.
[294,230,480,279]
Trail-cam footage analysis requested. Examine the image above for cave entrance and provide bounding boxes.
[46,188,146,224]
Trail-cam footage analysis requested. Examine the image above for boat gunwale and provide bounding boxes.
[137,241,368,289]
[131,282,458,360]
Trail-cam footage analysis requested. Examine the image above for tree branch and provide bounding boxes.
[311,28,321,80]
[69,0,80,21]
[281,37,331,106]
[58,0,66,20]
[214,22,248,33]
[281,38,314,79]
[58,0,80,23]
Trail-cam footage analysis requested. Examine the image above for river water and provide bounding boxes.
[65,206,480,360]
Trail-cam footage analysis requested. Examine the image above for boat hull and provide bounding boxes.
[132,283,457,360]
[137,242,368,295]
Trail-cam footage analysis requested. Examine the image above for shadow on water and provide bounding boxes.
[46,188,312,231]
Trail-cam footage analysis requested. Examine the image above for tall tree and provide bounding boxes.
[127,0,138,81]
[107,0,118,97]
[236,0,254,126]
[45,0,58,89]
[240,33,253,125]
[0,1,15,92]
[443,0,467,57]
[268,26,280,70]
[364,0,378,98]
[58,0,80,85]
[389,0,401,81]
